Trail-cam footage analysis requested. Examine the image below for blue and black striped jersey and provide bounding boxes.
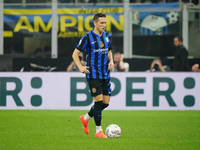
[76,29,112,79]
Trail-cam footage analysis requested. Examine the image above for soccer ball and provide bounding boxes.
[105,124,121,138]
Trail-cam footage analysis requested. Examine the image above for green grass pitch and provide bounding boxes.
[0,110,199,150]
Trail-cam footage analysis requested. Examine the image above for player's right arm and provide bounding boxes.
[72,49,90,74]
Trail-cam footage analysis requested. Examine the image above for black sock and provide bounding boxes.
[93,101,103,126]
[102,103,109,110]
[88,103,109,118]
[88,105,94,118]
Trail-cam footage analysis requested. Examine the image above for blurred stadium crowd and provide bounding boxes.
[1,0,200,72]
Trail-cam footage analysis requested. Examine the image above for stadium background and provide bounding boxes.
[0,0,200,110]
[0,1,199,150]
[0,0,200,72]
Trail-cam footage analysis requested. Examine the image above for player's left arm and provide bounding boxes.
[108,50,114,70]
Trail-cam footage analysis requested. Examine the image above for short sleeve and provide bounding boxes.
[76,35,88,52]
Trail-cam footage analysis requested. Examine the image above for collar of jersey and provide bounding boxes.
[92,29,104,37]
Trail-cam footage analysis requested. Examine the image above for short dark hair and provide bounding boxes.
[93,13,106,22]
[175,36,183,42]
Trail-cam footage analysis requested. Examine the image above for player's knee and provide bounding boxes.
[93,94,103,102]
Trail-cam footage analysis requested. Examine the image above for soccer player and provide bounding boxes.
[72,12,114,138]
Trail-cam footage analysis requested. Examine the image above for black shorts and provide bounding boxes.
[87,79,111,97]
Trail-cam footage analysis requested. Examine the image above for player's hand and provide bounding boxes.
[79,66,90,74]
[108,62,114,70]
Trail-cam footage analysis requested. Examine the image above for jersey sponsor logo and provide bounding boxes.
[93,48,108,53]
